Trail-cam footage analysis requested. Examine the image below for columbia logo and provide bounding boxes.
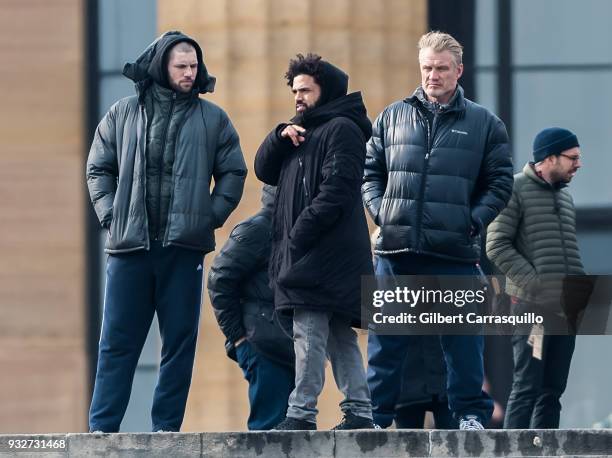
[451,129,468,135]
[197,264,203,271]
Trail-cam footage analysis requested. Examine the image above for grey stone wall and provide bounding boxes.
[1,430,611,457]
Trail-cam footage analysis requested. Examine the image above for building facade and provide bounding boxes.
[1,0,610,432]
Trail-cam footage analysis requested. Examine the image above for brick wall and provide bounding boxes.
[0,0,86,433]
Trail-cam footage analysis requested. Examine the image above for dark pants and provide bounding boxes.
[395,398,458,429]
[236,342,295,430]
[504,323,576,429]
[89,242,204,432]
[367,254,494,428]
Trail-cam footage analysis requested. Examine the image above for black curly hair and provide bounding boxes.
[284,53,323,87]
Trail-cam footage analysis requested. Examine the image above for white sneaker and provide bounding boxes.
[459,415,485,430]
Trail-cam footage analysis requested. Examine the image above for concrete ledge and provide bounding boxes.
[69,432,200,457]
[429,429,612,457]
[0,430,611,457]
[201,431,334,458]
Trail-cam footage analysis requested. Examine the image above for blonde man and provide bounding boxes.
[362,31,513,430]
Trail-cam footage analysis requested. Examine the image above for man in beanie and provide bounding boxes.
[363,31,513,430]
[255,53,375,430]
[86,31,247,432]
[487,127,585,428]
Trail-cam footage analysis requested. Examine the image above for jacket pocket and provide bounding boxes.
[235,342,253,374]
[277,246,320,288]
[106,212,118,249]
[243,302,294,362]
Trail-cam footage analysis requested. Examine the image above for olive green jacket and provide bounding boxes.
[486,162,585,306]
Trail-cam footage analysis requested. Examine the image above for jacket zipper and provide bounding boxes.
[162,102,194,246]
[414,109,439,252]
[140,103,151,250]
[298,151,310,201]
[552,190,570,274]
[156,92,176,241]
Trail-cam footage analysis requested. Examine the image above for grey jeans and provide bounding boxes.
[286,309,373,423]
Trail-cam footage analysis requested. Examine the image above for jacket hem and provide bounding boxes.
[104,241,215,254]
[275,304,362,324]
[104,245,147,254]
[374,247,478,264]
[166,241,215,254]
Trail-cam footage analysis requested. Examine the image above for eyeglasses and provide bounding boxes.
[560,153,582,164]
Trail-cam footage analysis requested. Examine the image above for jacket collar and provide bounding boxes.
[149,82,193,103]
[290,92,372,140]
[524,162,567,190]
[405,85,466,114]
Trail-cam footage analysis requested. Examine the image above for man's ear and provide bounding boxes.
[545,155,559,166]
[456,62,464,80]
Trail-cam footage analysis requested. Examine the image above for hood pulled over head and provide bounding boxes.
[316,60,349,106]
[288,57,370,139]
[123,30,216,94]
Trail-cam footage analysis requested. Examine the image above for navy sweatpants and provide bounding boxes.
[89,242,204,432]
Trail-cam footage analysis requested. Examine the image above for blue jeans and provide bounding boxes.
[367,254,494,428]
[504,300,576,429]
[236,341,295,430]
[89,242,204,432]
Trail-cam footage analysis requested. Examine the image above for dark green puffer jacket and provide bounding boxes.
[486,162,585,306]
[86,31,247,254]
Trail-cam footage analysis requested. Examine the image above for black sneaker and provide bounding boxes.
[332,412,376,430]
[273,416,317,431]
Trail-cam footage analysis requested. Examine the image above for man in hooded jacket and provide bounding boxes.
[86,31,247,432]
[255,53,375,430]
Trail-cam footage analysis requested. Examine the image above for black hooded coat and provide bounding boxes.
[254,62,374,325]
[86,31,247,254]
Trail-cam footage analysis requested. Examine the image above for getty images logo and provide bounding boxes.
[451,129,468,135]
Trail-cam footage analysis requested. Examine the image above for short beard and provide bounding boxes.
[550,169,572,184]
[169,79,194,93]
[296,98,321,115]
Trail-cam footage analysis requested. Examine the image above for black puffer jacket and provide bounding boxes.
[86,31,247,254]
[255,63,374,325]
[362,86,513,262]
[208,186,294,367]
